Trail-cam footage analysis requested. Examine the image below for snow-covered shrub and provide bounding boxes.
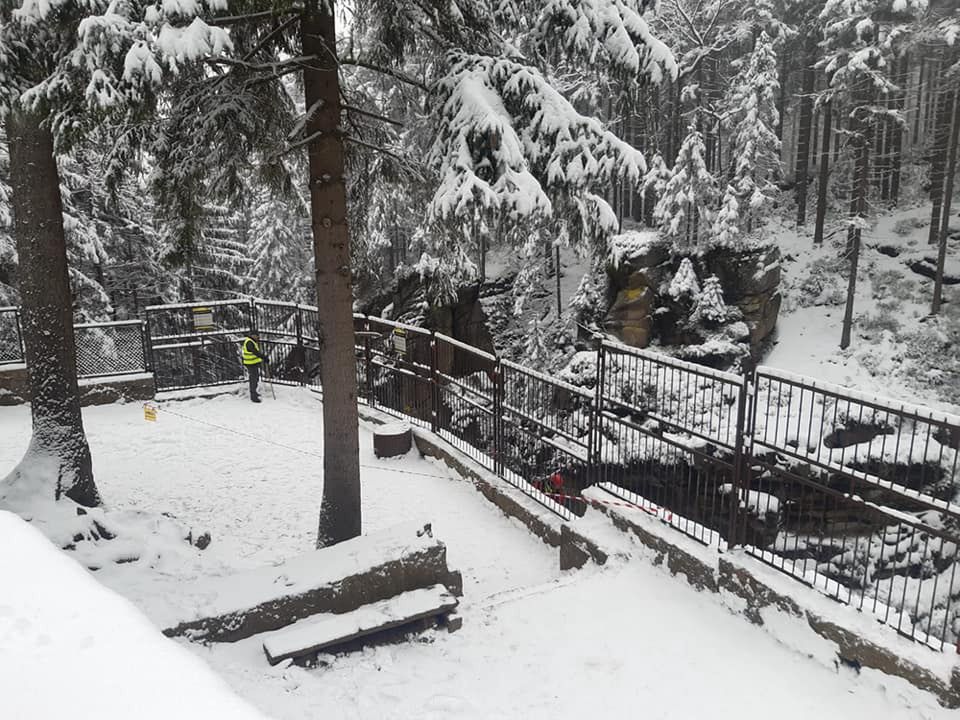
[691,275,727,324]
[893,217,927,236]
[570,257,610,327]
[668,257,700,300]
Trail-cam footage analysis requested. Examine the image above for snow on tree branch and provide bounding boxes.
[535,0,678,83]
[429,51,646,238]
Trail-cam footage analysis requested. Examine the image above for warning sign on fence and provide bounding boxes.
[392,328,407,355]
[192,307,214,330]
[143,403,157,422]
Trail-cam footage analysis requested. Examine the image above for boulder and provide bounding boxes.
[603,237,783,362]
[603,279,654,348]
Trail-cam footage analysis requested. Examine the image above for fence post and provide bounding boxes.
[587,336,606,487]
[143,311,155,374]
[15,308,24,362]
[727,366,754,549]
[429,331,439,433]
[364,315,374,407]
[493,359,503,476]
[295,304,305,386]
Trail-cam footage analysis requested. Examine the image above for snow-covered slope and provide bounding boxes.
[0,510,270,720]
[0,390,953,719]
[767,205,960,414]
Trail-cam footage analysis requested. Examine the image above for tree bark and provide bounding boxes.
[932,87,960,315]
[928,83,953,245]
[300,1,361,546]
[890,54,908,205]
[813,101,833,244]
[4,106,99,507]
[795,34,817,226]
[840,111,870,350]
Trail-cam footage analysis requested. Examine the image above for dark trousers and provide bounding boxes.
[247,363,261,400]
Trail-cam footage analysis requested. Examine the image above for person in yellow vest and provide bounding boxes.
[241,331,267,403]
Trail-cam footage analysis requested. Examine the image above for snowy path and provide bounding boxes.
[195,562,950,720]
[0,387,558,615]
[0,389,953,719]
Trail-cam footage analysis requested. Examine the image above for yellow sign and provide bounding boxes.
[143,403,157,422]
[393,328,407,355]
[193,307,214,330]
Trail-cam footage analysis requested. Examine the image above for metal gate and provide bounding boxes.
[145,300,253,391]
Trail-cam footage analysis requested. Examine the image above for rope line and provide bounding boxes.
[147,402,462,482]
[143,400,646,512]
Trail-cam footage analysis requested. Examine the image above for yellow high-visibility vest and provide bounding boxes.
[242,337,263,366]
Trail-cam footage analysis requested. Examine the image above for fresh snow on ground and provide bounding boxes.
[0,387,955,719]
[0,510,269,720]
[766,205,960,414]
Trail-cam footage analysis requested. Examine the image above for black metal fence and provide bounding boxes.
[1,298,959,651]
[0,307,23,365]
[145,300,252,391]
[74,320,148,378]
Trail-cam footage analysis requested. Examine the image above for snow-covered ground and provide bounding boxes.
[0,511,269,719]
[765,204,959,414]
[0,388,954,719]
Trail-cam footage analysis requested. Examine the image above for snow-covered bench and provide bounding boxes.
[262,584,460,665]
[163,522,462,643]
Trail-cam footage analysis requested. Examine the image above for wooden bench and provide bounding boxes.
[262,584,459,666]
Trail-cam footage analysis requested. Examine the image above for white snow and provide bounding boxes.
[262,584,457,665]
[0,510,269,720]
[0,387,957,718]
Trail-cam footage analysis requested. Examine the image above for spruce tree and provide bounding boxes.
[719,31,782,238]
[654,128,718,252]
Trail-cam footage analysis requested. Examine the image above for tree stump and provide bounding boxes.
[374,423,412,458]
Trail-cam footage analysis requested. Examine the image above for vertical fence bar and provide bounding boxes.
[727,370,752,548]
[139,319,150,372]
[589,338,606,486]
[15,308,24,361]
[143,311,155,374]
[295,304,305,387]
[363,316,373,407]
[493,359,504,476]
[429,331,439,433]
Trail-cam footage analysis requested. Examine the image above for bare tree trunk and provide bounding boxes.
[890,54,908,205]
[932,87,960,315]
[928,82,953,245]
[301,1,361,546]
[840,111,871,350]
[795,34,817,226]
[912,57,925,147]
[814,101,833,244]
[776,52,788,142]
[3,106,99,507]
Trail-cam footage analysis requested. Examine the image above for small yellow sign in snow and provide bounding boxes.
[143,404,157,422]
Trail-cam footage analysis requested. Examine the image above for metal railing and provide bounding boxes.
[0,307,23,365]
[74,320,148,378]
[1,298,958,651]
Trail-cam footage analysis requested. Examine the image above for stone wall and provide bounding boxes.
[0,366,156,407]
[0,364,28,406]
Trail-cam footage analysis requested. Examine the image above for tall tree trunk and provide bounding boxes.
[912,57,925,147]
[776,52,788,142]
[301,1,361,546]
[814,101,833,244]
[840,111,871,350]
[795,34,817,226]
[890,54,908,205]
[928,83,954,245]
[3,107,99,508]
[932,87,960,315]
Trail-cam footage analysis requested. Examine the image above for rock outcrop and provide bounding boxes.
[602,231,781,364]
